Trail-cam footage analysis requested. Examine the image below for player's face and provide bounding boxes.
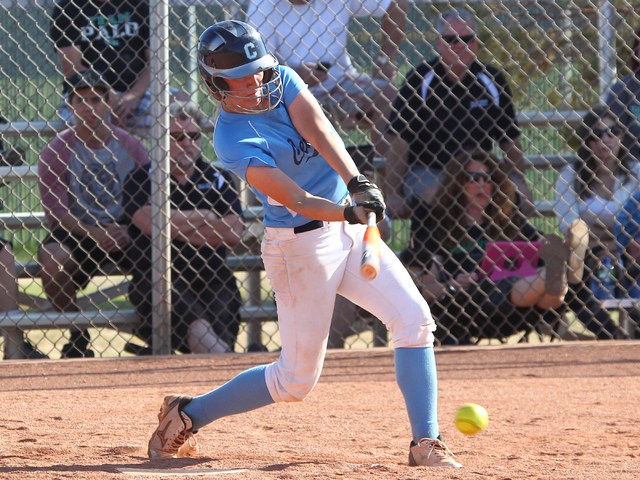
[463,160,493,210]
[437,19,478,71]
[169,117,202,174]
[224,72,267,112]
[586,117,622,164]
[70,87,110,129]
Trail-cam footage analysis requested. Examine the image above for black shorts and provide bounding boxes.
[129,272,241,353]
[41,228,133,290]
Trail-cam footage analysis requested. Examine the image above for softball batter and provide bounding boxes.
[147,20,461,469]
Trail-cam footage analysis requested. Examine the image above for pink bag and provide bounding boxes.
[480,241,541,281]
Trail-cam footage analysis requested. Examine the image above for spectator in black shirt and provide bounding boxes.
[122,100,245,354]
[382,8,533,218]
[50,0,184,132]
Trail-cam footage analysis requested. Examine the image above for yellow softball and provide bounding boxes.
[454,403,489,435]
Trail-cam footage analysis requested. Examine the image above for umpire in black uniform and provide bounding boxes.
[122,100,244,354]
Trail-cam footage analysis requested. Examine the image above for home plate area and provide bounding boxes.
[116,467,249,476]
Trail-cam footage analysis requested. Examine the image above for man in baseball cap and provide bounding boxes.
[38,67,149,358]
[66,70,111,102]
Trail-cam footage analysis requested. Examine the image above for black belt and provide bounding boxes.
[293,219,324,234]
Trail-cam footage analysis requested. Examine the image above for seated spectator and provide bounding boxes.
[556,106,640,251]
[1,239,48,359]
[38,70,149,358]
[405,150,591,345]
[245,0,405,158]
[606,27,640,161]
[49,0,186,133]
[381,7,534,219]
[554,106,640,306]
[122,100,244,354]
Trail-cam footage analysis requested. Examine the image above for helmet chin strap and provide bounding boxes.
[220,92,268,114]
[219,71,283,114]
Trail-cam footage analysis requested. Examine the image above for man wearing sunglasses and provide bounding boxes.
[122,100,245,355]
[382,8,533,218]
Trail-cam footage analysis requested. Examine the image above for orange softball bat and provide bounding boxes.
[360,212,381,280]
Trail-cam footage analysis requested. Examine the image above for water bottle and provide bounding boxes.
[591,256,617,300]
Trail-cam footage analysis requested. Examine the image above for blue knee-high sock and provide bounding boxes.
[394,347,439,442]
[183,365,274,431]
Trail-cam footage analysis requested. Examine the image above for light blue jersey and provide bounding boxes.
[214,65,349,228]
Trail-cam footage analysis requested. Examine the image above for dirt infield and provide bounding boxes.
[1,341,639,480]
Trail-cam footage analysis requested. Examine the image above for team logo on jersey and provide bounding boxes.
[83,13,140,47]
[288,138,319,165]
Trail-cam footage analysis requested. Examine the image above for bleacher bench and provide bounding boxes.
[0,251,277,358]
[0,161,276,358]
[1,109,637,356]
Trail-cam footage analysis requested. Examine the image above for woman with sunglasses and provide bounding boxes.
[556,109,639,276]
[553,106,639,337]
[406,150,589,345]
[555,106,640,253]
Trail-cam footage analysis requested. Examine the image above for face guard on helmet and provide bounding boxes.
[198,20,282,114]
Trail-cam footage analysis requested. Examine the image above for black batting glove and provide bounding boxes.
[344,205,364,225]
[346,174,386,222]
[344,201,385,225]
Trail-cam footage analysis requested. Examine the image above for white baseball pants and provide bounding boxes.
[261,221,435,403]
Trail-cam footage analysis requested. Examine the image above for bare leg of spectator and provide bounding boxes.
[39,243,92,357]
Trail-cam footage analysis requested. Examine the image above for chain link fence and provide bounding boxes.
[1,0,639,359]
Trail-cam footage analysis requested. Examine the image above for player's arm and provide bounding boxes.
[287,88,360,184]
[246,166,350,222]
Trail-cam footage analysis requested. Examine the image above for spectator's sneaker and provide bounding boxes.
[565,219,589,284]
[22,341,49,359]
[3,341,49,360]
[61,331,95,358]
[123,342,152,356]
[148,395,199,459]
[61,341,95,358]
[408,438,462,468]
[540,233,568,297]
[247,342,269,352]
